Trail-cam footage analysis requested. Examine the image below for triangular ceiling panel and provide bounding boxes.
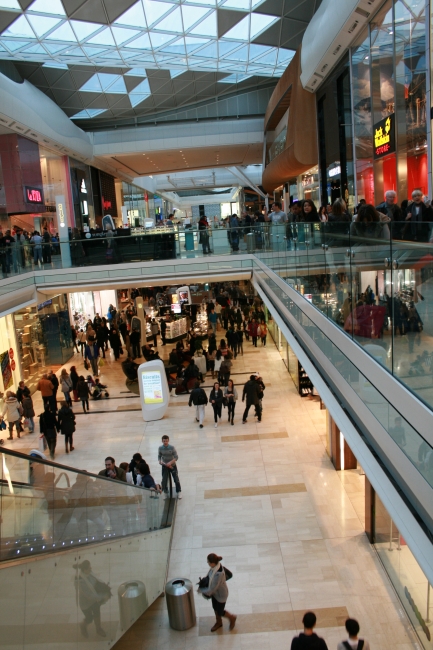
[143,0,176,27]
[189,11,216,36]
[113,1,147,28]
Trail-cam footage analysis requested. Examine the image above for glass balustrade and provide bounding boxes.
[0,448,175,562]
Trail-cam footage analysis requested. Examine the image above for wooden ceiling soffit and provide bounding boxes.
[262,46,318,192]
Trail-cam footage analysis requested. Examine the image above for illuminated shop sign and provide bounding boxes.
[328,165,341,178]
[373,114,395,159]
[25,186,43,203]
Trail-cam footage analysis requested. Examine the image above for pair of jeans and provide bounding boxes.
[252,336,258,347]
[212,404,222,422]
[132,342,141,358]
[227,401,235,421]
[34,246,42,264]
[161,464,181,493]
[242,402,261,422]
[90,358,99,376]
[81,399,89,412]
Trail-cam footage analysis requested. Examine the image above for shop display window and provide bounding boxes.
[374,494,433,650]
[14,306,46,390]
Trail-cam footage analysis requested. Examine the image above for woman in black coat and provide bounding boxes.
[209,381,224,428]
[58,401,76,453]
[39,405,59,460]
[77,376,90,413]
[109,327,122,360]
[70,365,79,402]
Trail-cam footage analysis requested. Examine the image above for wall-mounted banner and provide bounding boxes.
[373,114,395,159]
[0,350,13,390]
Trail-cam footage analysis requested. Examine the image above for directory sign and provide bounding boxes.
[142,370,164,404]
[137,359,169,421]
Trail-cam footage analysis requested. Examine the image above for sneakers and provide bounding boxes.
[242,420,247,424]
[178,494,182,499]
[214,423,218,428]
[231,420,234,425]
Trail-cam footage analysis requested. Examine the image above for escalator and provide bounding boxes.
[0,448,176,649]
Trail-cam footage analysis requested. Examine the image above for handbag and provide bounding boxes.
[0,419,6,431]
[99,358,105,367]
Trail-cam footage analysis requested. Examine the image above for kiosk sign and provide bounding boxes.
[373,114,395,159]
[142,371,164,404]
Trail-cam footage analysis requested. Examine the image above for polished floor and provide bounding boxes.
[3,332,419,650]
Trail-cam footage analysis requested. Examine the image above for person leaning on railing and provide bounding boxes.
[350,205,390,242]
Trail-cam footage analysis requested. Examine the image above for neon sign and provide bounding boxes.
[25,186,43,203]
[373,114,395,159]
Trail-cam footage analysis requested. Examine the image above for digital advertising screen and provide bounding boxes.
[171,303,181,314]
[141,371,164,404]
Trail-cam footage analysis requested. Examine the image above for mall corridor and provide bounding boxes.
[3,331,418,650]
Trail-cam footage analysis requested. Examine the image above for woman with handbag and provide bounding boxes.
[198,553,236,632]
[58,400,76,453]
[60,368,73,406]
[22,388,35,433]
[209,382,224,429]
[223,379,238,425]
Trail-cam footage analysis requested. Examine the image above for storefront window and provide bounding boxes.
[39,147,72,237]
[122,182,154,227]
[0,314,21,393]
[350,0,427,205]
[374,493,433,650]
[14,306,46,389]
[352,29,374,203]
[69,159,95,231]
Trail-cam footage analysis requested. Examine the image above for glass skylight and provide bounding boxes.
[3,15,35,38]
[0,0,22,9]
[27,0,65,15]
[0,0,298,116]
[72,109,107,119]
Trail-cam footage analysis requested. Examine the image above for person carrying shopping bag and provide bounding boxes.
[197,553,236,633]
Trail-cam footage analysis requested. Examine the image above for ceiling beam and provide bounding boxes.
[227,166,266,199]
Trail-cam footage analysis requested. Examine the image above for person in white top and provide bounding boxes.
[337,618,370,650]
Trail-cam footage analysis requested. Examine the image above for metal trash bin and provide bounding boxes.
[165,578,196,630]
[246,232,256,252]
[118,580,148,631]
[185,231,194,251]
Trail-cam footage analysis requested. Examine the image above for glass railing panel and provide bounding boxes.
[258,269,433,493]
[0,449,174,562]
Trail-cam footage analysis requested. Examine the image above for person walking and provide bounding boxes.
[96,325,106,359]
[160,317,167,346]
[21,388,35,433]
[71,326,79,353]
[16,380,26,404]
[60,368,73,406]
[58,400,76,453]
[129,327,141,359]
[258,320,267,346]
[85,338,100,376]
[150,319,159,347]
[1,391,23,439]
[208,308,217,336]
[198,553,237,632]
[70,365,79,402]
[188,380,208,428]
[219,357,232,387]
[242,375,262,423]
[250,318,258,347]
[37,373,55,411]
[39,404,59,460]
[77,375,90,413]
[109,327,122,360]
[224,379,238,425]
[338,618,370,650]
[209,381,224,428]
[158,435,181,498]
[48,370,59,410]
[236,326,244,355]
[78,329,87,355]
[291,612,328,650]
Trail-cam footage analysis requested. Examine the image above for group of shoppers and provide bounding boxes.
[0,226,58,275]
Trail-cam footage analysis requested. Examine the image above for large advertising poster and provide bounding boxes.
[0,350,13,390]
[141,371,164,404]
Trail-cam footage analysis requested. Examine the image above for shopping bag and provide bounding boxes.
[38,435,48,452]
[0,419,6,431]
[99,358,105,367]
[23,418,31,432]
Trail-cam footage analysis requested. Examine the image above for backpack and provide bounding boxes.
[343,642,364,650]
